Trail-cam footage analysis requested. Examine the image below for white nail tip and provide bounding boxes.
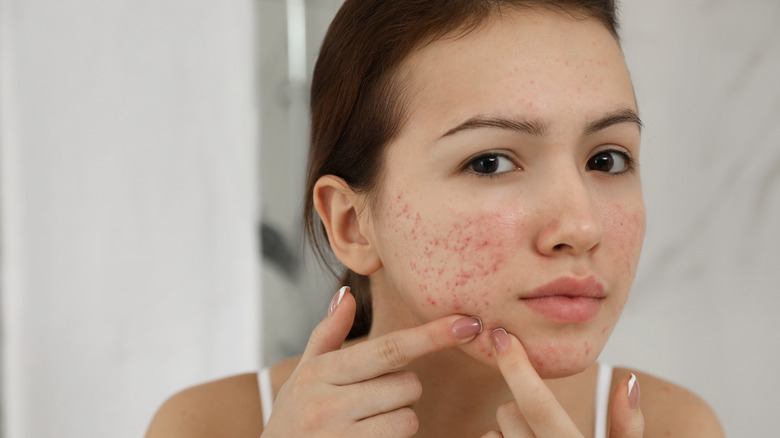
[336,286,348,306]
[628,373,637,397]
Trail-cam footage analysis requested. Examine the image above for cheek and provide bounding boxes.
[603,202,646,278]
[382,191,528,317]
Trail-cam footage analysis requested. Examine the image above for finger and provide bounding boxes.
[348,371,423,420]
[495,400,535,437]
[330,314,483,384]
[609,373,645,438]
[354,407,419,438]
[490,328,581,436]
[299,286,356,363]
[481,431,505,438]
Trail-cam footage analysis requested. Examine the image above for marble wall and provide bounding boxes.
[601,1,780,436]
[260,0,780,436]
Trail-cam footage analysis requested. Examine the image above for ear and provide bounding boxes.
[313,175,382,275]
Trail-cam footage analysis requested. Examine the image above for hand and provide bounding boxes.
[261,287,483,437]
[482,329,644,438]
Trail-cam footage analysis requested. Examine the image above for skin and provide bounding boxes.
[145,8,726,438]
[366,8,645,380]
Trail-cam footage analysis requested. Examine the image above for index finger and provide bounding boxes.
[490,328,582,436]
[328,315,482,385]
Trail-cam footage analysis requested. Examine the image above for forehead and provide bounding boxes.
[395,9,635,138]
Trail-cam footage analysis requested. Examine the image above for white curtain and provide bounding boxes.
[0,1,260,437]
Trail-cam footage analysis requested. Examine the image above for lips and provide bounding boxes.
[520,276,605,323]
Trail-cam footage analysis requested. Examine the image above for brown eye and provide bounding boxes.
[587,150,631,174]
[466,153,515,176]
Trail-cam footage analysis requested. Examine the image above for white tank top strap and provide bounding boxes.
[258,367,274,426]
[594,362,613,438]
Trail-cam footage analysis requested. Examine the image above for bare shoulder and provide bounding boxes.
[144,357,302,438]
[613,367,725,438]
[144,373,263,438]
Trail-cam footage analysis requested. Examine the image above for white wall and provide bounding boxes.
[0,1,260,437]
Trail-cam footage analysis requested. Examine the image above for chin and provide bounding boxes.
[525,332,605,378]
[463,325,605,379]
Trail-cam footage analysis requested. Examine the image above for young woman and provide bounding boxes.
[147,1,725,436]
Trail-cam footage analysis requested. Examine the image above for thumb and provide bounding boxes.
[299,286,356,362]
[609,373,645,438]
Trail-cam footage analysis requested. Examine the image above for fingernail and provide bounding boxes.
[451,316,482,339]
[491,328,510,353]
[328,286,348,317]
[627,373,640,410]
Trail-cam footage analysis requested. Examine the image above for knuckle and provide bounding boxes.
[613,416,645,436]
[398,371,423,398]
[290,362,321,388]
[524,384,554,409]
[369,407,419,438]
[496,400,520,423]
[306,321,328,347]
[376,337,410,369]
[423,322,451,349]
[396,407,420,437]
[300,397,331,427]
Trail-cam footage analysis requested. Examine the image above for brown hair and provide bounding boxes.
[304,0,620,339]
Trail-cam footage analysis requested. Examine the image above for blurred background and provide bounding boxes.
[0,0,778,436]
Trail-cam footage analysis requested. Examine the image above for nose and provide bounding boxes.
[533,172,603,258]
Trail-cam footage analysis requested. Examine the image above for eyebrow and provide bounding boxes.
[440,108,643,138]
[584,108,644,135]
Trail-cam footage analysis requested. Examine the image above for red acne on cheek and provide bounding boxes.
[427,215,512,290]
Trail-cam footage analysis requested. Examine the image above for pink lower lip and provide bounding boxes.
[522,296,603,323]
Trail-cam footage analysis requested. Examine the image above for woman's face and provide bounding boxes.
[365,9,645,378]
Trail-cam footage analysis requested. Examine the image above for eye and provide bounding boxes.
[465,153,517,176]
[587,149,632,174]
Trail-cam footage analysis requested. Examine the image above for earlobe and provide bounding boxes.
[313,175,382,275]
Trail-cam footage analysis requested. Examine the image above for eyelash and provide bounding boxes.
[463,151,518,179]
[463,148,636,178]
[588,148,635,176]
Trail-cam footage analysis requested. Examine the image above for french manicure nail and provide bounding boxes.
[627,373,640,410]
[328,286,348,317]
[452,316,483,339]
[491,328,511,353]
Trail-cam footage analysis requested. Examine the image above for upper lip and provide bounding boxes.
[521,275,605,299]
